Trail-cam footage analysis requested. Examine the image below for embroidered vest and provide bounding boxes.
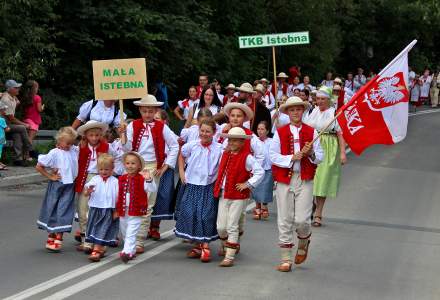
[132,119,166,169]
[116,174,149,216]
[272,124,317,184]
[75,141,109,193]
[213,148,251,199]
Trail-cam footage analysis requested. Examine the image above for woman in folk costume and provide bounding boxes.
[173,86,199,129]
[344,72,355,92]
[215,127,264,267]
[120,95,179,254]
[303,86,347,227]
[419,68,432,106]
[251,120,274,220]
[222,84,238,106]
[430,71,440,108]
[321,71,334,88]
[75,120,121,253]
[185,86,223,128]
[270,72,289,101]
[410,74,421,109]
[269,96,323,272]
[287,76,301,97]
[175,119,223,262]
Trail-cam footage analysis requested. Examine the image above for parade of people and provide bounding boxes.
[1,2,439,298]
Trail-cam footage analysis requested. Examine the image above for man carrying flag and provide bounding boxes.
[337,40,417,155]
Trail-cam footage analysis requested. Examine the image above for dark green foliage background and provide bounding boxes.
[1,0,439,128]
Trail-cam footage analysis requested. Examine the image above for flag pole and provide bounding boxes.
[307,40,417,146]
[272,46,279,128]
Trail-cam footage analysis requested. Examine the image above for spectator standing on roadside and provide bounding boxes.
[20,80,44,144]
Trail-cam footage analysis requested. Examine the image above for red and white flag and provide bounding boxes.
[337,40,417,155]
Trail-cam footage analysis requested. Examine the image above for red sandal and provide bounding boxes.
[200,246,211,263]
[187,245,202,258]
[261,207,269,220]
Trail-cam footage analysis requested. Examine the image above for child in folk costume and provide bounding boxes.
[147,110,178,240]
[36,127,79,252]
[269,97,323,272]
[174,119,223,262]
[252,121,274,220]
[173,86,199,129]
[220,103,264,245]
[75,120,120,253]
[215,127,264,267]
[83,154,119,262]
[180,107,214,144]
[120,95,178,254]
[116,152,157,263]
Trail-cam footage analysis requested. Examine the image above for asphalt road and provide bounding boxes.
[1,109,440,300]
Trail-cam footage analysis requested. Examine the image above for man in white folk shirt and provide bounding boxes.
[270,96,324,272]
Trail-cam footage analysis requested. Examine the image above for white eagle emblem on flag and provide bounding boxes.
[363,72,409,110]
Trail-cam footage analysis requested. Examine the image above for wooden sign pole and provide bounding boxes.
[119,99,126,144]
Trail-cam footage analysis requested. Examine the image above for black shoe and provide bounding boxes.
[29,150,40,159]
[13,160,26,167]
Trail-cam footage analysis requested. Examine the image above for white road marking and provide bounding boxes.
[3,230,174,300]
[5,203,256,300]
[41,239,181,300]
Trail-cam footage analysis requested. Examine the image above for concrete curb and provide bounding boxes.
[0,172,47,189]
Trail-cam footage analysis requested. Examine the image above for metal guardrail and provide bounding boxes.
[5,130,57,147]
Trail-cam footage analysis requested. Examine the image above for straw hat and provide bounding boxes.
[220,127,252,140]
[236,82,256,94]
[223,102,254,121]
[133,94,163,107]
[277,72,289,79]
[77,120,109,136]
[279,96,309,113]
[254,83,265,94]
[334,77,343,84]
[260,78,269,83]
[122,151,146,171]
[225,83,236,90]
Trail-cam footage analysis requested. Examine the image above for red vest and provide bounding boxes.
[116,174,149,216]
[272,124,317,183]
[213,147,251,200]
[75,141,109,193]
[271,82,288,96]
[132,119,166,169]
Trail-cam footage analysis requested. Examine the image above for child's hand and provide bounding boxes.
[118,123,127,134]
[236,182,249,192]
[112,210,119,220]
[85,185,95,196]
[153,164,168,178]
[49,169,61,181]
[140,168,152,181]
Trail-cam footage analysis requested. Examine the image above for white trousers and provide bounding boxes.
[217,196,248,244]
[120,215,143,256]
[276,174,313,245]
[135,161,160,247]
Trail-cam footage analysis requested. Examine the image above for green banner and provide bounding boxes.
[238,31,309,49]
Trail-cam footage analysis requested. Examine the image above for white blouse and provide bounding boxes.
[85,175,119,208]
[304,106,341,133]
[76,100,126,127]
[38,146,79,184]
[181,140,223,185]
[259,138,273,170]
[193,104,221,119]
[271,110,290,134]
